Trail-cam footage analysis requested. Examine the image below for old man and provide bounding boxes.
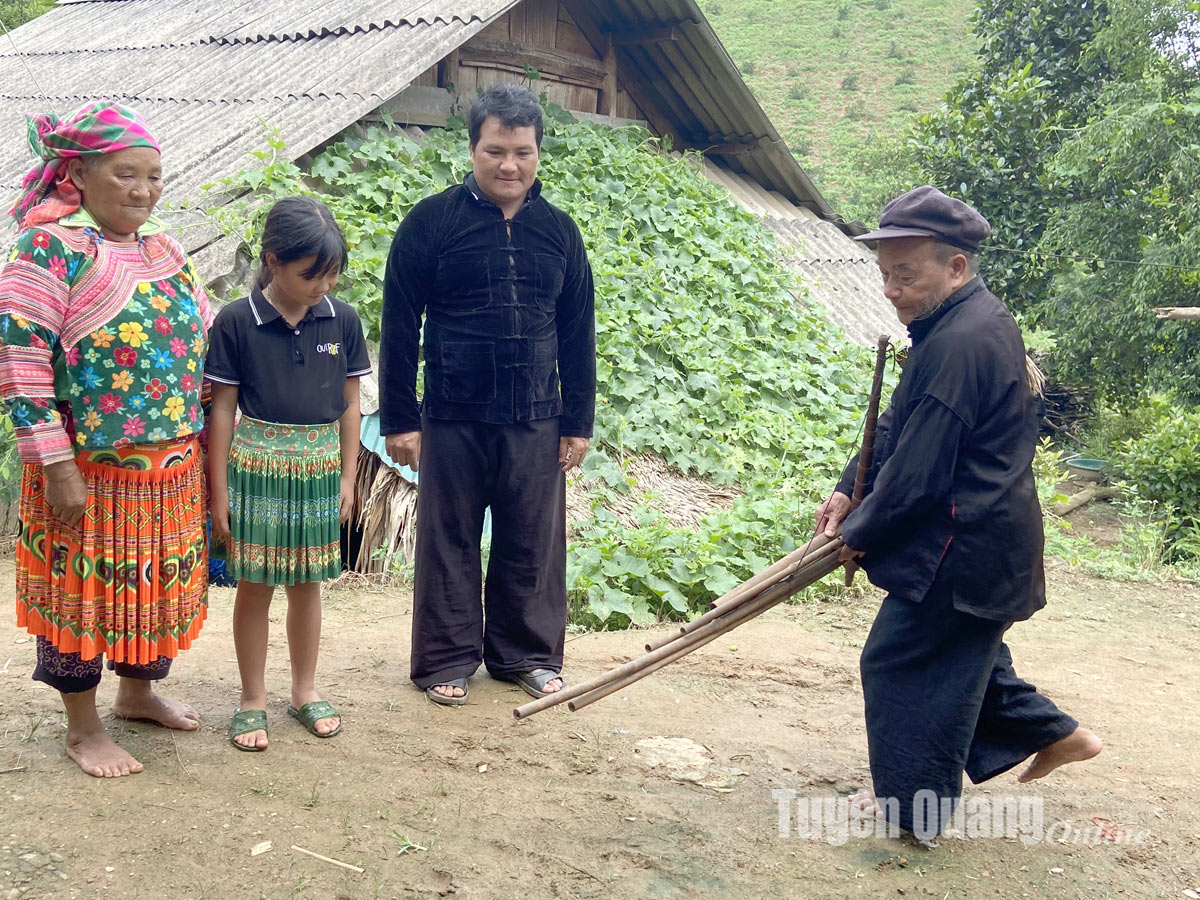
[816,186,1101,840]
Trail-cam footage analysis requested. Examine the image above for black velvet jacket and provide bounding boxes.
[838,276,1046,622]
[379,175,596,437]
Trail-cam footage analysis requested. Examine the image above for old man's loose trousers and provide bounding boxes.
[861,580,1079,840]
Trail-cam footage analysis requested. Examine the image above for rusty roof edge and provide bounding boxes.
[198,15,490,46]
[0,92,383,105]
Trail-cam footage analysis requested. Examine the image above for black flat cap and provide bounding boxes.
[853,185,991,252]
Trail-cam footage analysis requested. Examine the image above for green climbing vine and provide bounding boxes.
[206,106,876,628]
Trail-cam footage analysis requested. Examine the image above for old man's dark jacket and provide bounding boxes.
[379,174,595,438]
[837,276,1046,622]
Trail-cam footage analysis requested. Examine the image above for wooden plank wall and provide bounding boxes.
[412,64,440,87]
[451,1,645,121]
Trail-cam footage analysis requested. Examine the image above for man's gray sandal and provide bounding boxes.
[510,669,564,699]
[425,677,469,706]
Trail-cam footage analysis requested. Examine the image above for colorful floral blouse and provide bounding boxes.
[0,218,212,465]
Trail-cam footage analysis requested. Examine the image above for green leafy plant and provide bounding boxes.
[1078,393,1174,463]
[1116,405,1200,540]
[906,0,1113,312]
[0,0,53,29]
[0,412,19,509]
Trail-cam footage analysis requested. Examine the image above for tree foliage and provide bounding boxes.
[907,0,1111,311]
[903,0,1200,401]
[208,111,876,628]
[1042,3,1200,399]
[0,0,52,29]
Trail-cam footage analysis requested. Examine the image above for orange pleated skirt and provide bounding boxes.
[15,438,207,664]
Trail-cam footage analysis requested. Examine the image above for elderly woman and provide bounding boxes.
[0,102,211,777]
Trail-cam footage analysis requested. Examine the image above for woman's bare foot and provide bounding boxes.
[431,683,466,700]
[1018,727,1103,783]
[60,687,143,777]
[65,726,143,778]
[112,689,200,731]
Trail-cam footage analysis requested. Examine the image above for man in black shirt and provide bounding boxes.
[816,186,1100,840]
[379,84,595,705]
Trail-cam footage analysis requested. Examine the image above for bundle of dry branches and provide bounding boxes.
[352,446,417,574]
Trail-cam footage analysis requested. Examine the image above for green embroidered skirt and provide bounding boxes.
[227,416,342,585]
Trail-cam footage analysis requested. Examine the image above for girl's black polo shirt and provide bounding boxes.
[204,288,371,425]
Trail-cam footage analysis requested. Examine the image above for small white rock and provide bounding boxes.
[1049,867,1064,875]
[250,841,272,857]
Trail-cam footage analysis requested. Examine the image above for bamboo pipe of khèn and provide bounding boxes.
[515,335,891,719]
[642,535,841,653]
[709,532,835,608]
[513,539,845,720]
[569,552,844,712]
[844,335,891,586]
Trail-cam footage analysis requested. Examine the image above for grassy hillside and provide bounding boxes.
[702,0,977,220]
[0,0,53,29]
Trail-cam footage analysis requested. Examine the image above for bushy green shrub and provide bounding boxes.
[1116,405,1200,531]
[1080,394,1174,463]
[0,412,18,508]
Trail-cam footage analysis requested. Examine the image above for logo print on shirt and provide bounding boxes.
[316,342,341,356]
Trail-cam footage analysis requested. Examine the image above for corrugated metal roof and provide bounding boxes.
[0,0,855,227]
[694,157,896,346]
[776,219,900,348]
[0,0,890,342]
[50,0,500,43]
[0,0,512,237]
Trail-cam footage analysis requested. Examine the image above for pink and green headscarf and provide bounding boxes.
[10,100,160,230]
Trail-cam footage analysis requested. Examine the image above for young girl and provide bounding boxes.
[205,196,371,751]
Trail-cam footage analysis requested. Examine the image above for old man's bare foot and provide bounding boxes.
[112,687,200,731]
[66,726,143,778]
[1017,727,1102,783]
[849,788,885,818]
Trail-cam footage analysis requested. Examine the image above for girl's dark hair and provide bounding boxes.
[256,195,348,288]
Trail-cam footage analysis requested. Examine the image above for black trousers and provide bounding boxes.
[860,580,1078,839]
[33,637,172,693]
[410,416,567,690]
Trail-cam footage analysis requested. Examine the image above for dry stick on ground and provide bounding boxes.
[290,846,364,874]
[170,731,194,781]
[1050,486,1120,517]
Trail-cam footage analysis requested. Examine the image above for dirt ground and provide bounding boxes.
[1,525,1198,900]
